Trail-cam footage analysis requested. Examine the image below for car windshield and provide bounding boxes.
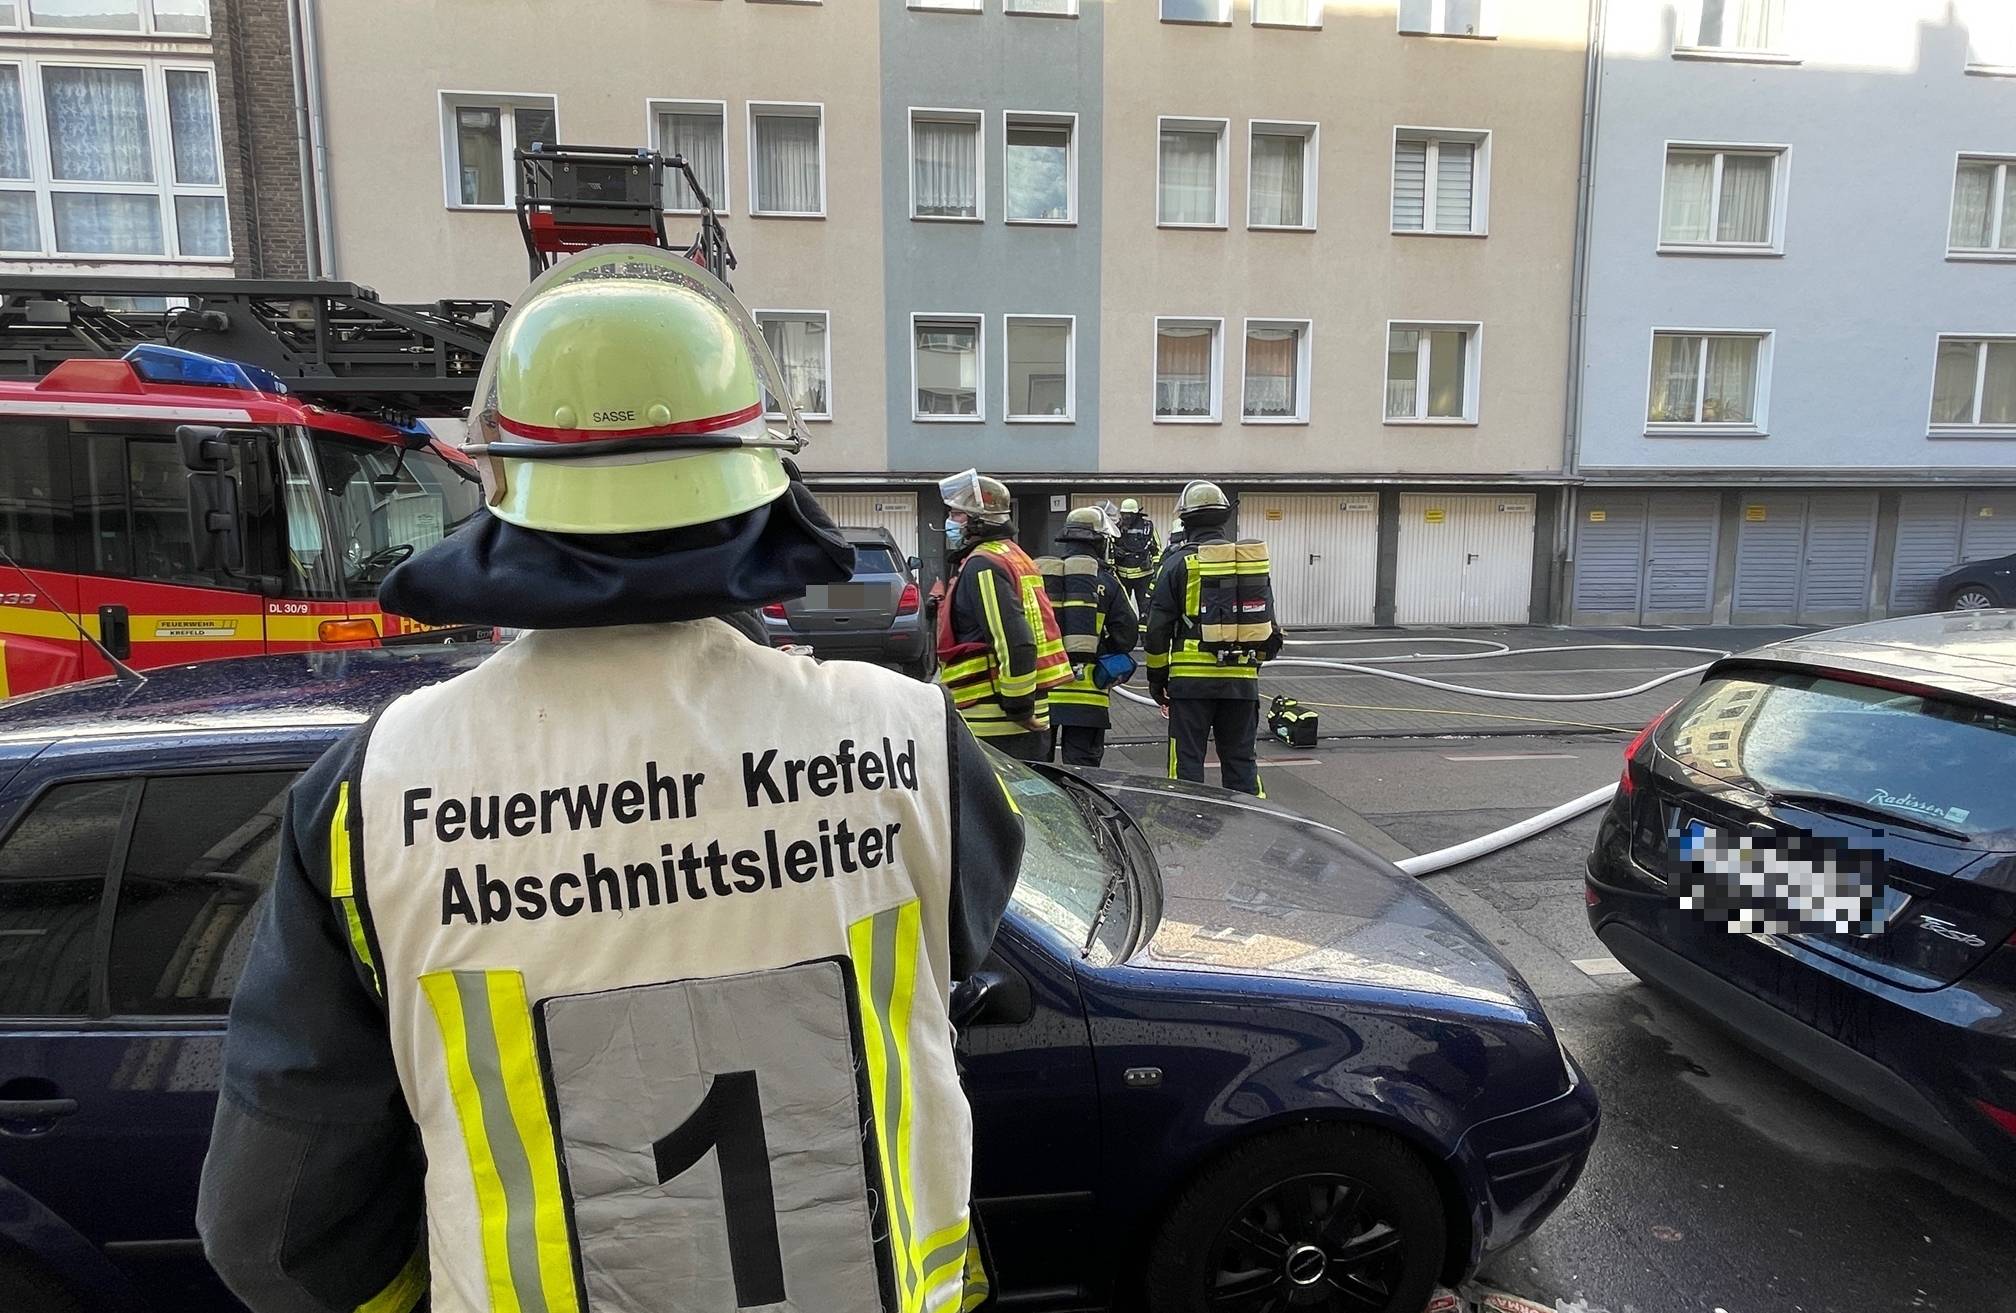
[990,753,1134,964]
[851,544,901,576]
[1659,670,2016,843]
[293,436,485,599]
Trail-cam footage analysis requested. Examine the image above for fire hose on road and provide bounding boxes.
[1110,636,1730,876]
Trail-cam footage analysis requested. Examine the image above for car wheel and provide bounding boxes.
[1144,1124,1445,1313]
[1948,585,1999,611]
[0,1248,85,1313]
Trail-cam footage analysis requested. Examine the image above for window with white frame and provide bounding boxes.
[913,315,982,419]
[1386,323,1479,423]
[1006,0,1076,13]
[1931,337,2016,431]
[1397,0,1493,37]
[1005,113,1073,223]
[652,101,727,213]
[1161,0,1228,21]
[755,311,830,420]
[1252,0,1318,27]
[1158,118,1227,226]
[1950,156,2015,255]
[10,0,205,34]
[1646,331,1768,429]
[0,58,229,259]
[442,94,556,209]
[911,0,980,10]
[1964,0,2016,73]
[1249,122,1316,229]
[1006,316,1073,421]
[1681,0,1785,53]
[1154,318,1222,422]
[749,103,824,217]
[1660,145,1782,250]
[1391,129,1487,234]
[1243,320,1310,422]
[911,109,981,220]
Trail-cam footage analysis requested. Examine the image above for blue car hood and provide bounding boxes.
[1093,773,1543,1016]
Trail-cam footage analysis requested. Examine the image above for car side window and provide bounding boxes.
[0,419,75,573]
[0,779,129,1017]
[109,772,295,1016]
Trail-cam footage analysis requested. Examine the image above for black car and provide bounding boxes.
[760,526,933,679]
[1932,554,2016,611]
[1586,612,2016,1180]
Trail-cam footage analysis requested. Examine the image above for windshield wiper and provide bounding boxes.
[1080,813,1132,958]
[1768,790,1971,843]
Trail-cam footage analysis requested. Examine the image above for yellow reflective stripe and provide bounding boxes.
[917,1218,970,1293]
[1050,689,1107,706]
[1144,650,1169,670]
[960,1238,991,1313]
[965,714,1047,737]
[1167,736,1178,778]
[978,570,1013,658]
[852,904,928,1313]
[890,902,924,1313]
[940,656,992,681]
[996,771,1021,816]
[328,782,381,996]
[422,973,521,1313]
[1170,664,1259,679]
[1184,557,1202,618]
[0,639,10,699]
[355,1249,427,1313]
[485,972,581,1313]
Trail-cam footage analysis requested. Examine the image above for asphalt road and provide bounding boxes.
[1100,632,2016,1313]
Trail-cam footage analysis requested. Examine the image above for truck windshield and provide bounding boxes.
[292,435,484,599]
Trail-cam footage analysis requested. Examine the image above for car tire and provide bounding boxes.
[0,1248,86,1313]
[1947,585,1999,611]
[1144,1124,1445,1313]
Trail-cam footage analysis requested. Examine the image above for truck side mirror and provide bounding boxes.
[186,471,243,574]
[176,424,233,472]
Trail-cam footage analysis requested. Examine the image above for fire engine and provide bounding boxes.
[0,143,731,698]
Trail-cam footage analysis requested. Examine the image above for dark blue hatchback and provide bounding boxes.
[0,650,1593,1313]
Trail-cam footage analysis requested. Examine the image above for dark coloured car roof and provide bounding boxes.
[1725,612,2016,706]
[0,647,494,746]
[839,526,901,547]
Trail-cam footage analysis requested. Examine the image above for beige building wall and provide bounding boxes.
[1098,0,1588,479]
[312,0,887,474]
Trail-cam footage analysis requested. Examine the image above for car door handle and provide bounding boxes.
[0,1099,78,1120]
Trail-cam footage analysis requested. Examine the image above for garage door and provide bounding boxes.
[1395,494,1536,624]
[813,491,918,559]
[1241,494,1378,626]
[1572,493,1720,624]
[1891,491,2016,614]
[1732,492,1876,624]
[1571,494,1649,616]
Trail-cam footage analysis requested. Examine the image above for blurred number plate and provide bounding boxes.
[808,584,872,607]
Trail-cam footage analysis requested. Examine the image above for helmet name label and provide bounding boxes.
[593,409,638,423]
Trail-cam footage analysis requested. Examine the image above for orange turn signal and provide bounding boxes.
[318,618,380,644]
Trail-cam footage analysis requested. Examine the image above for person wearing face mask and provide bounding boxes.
[934,469,1071,762]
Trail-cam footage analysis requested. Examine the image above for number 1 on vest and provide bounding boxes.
[653,1070,788,1308]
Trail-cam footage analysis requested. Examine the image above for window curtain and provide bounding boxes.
[1008,0,1073,11]
[1244,329,1297,417]
[1984,342,2016,425]
[658,112,724,210]
[1252,0,1307,23]
[27,0,141,30]
[1435,141,1474,231]
[1159,130,1217,224]
[1701,338,1755,422]
[2004,173,2016,250]
[0,66,27,179]
[174,195,226,257]
[913,119,977,218]
[1716,154,1772,243]
[762,318,827,416]
[165,70,218,185]
[1391,139,1427,230]
[1648,335,1701,422]
[151,0,208,33]
[1156,327,1213,416]
[44,66,150,181]
[754,113,820,213]
[455,107,503,205]
[1931,341,1978,424]
[1249,134,1303,226]
[1698,0,1776,47]
[1426,329,1467,418]
[1662,152,1712,242]
[1386,330,1420,417]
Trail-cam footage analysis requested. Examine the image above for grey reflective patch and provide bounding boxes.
[540,962,884,1313]
[867,910,914,1294]
[455,972,552,1313]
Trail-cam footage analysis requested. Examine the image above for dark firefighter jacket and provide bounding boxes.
[1046,545,1139,730]
[1143,524,1284,702]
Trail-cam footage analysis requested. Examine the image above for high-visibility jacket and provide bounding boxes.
[1143,527,1283,702]
[1112,513,1161,584]
[937,536,1071,738]
[1035,547,1138,729]
[197,619,1026,1313]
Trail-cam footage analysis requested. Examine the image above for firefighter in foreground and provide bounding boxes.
[1038,506,1139,767]
[1144,480,1283,796]
[197,247,1024,1313]
[1111,496,1161,622]
[936,469,1071,762]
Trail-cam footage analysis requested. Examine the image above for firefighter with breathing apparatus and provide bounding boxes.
[1144,479,1283,796]
[197,247,1023,1313]
[935,470,1071,762]
[1110,496,1161,623]
[1036,506,1140,767]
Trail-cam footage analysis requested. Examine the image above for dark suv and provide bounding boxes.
[758,527,931,679]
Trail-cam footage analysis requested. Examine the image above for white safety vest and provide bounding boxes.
[348,620,974,1313]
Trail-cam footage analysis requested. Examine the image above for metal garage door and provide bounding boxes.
[1571,494,1649,616]
[1891,491,2016,614]
[1396,494,1536,624]
[1572,492,1719,623]
[814,492,919,559]
[1733,493,1876,624]
[1241,494,1378,625]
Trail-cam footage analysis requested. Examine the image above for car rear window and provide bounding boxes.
[1658,670,2016,841]
[850,545,900,576]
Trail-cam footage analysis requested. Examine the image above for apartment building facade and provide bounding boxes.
[1569,0,2016,625]
[307,0,1592,622]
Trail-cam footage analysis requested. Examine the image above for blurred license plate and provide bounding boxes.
[808,584,871,608]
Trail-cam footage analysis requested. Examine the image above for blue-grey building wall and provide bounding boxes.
[880,0,1103,477]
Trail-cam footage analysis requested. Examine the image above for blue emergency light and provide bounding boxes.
[124,344,287,395]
